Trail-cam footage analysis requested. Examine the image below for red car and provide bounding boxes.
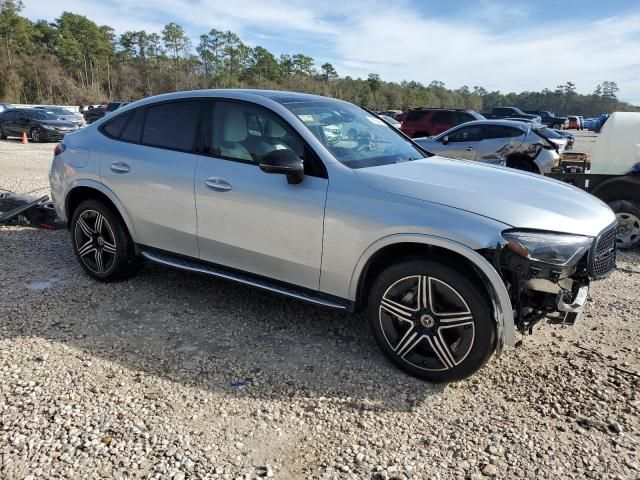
[567,116,581,130]
[400,108,485,138]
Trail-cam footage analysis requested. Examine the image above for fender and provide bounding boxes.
[348,233,516,350]
[65,179,137,241]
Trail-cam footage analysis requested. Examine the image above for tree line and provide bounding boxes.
[0,0,637,117]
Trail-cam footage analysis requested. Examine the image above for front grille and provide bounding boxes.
[589,224,617,278]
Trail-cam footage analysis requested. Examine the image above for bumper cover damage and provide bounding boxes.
[488,225,616,336]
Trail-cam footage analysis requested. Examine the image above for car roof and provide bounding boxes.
[126,89,351,107]
[453,119,534,128]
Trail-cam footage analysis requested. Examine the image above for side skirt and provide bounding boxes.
[139,247,352,311]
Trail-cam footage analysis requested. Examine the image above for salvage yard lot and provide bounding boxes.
[1,134,639,479]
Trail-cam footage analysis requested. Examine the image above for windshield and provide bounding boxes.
[27,110,59,120]
[284,100,428,168]
[49,107,74,115]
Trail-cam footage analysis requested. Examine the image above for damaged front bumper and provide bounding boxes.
[487,224,617,335]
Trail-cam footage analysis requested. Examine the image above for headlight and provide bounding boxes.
[502,231,592,266]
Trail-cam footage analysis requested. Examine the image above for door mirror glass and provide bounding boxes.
[259,149,304,184]
[441,135,449,145]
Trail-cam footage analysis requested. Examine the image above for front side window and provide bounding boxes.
[284,100,427,169]
[212,101,305,164]
[142,101,201,151]
[447,125,484,142]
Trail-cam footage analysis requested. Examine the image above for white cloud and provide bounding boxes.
[21,0,640,104]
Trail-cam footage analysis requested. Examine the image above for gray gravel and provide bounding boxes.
[1,134,639,479]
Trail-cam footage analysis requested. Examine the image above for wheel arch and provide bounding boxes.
[591,176,640,203]
[349,234,515,350]
[65,181,136,240]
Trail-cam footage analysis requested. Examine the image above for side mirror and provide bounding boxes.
[442,135,449,145]
[259,149,304,185]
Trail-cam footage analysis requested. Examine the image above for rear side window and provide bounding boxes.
[431,111,453,124]
[121,109,145,142]
[485,125,525,139]
[102,112,131,138]
[142,101,201,151]
[404,110,428,122]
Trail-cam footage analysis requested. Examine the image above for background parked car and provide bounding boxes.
[400,108,485,138]
[577,116,585,130]
[567,116,581,130]
[583,118,598,131]
[378,114,402,129]
[524,110,568,129]
[483,107,541,123]
[595,113,610,133]
[83,105,107,124]
[415,119,565,173]
[0,107,78,142]
[35,106,85,127]
[105,101,128,116]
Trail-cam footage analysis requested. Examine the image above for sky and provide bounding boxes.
[21,0,640,105]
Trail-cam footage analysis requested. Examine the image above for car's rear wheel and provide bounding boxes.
[30,128,41,143]
[71,199,141,281]
[367,259,496,382]
[609,200,640,250]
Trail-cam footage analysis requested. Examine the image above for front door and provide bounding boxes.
[99,100,203,258]
[437,124,484,160]
[195,100,328,290]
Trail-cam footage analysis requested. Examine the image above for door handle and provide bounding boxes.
[110,161,130,173]
[465,147,475,151]
[205,177,232,192]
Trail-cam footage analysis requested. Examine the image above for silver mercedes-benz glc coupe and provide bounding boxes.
[50,90,617,382]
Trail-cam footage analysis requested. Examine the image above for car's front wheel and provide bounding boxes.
[367,259,496,382]
[71,199,141,281]
[30,128,42,143]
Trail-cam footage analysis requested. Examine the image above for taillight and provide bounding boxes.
[54,143,66,156]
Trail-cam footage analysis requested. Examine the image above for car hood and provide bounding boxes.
[40,120,77,128]
[355,156,616,237]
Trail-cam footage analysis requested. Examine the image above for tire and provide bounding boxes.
[70,199,141,281]
[506,154,538,173]
[30,128,41,143]
[608,200,640,250]
[367,259,496,382]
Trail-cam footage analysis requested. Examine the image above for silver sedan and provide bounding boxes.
[415,119,567,174]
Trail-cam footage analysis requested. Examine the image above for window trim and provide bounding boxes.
[202,98,328,179]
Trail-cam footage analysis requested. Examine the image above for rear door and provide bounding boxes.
[435,124,484,160]
[476,124,526,162]
[99,100,203,258]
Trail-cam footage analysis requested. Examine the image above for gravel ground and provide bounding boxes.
[0,133,638,479]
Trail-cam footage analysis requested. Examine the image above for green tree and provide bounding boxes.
[0,0,31,67]
[320,62,338,81]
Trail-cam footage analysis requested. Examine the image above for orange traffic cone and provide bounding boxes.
[21,131,28,144]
